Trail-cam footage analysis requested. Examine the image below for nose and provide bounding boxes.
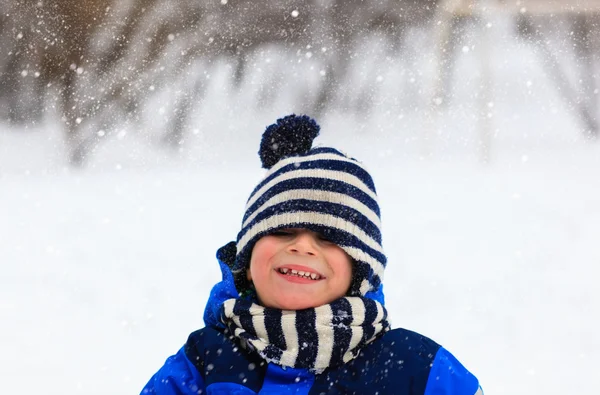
[287,232,317,256]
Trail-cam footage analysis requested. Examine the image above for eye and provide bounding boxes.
[270,230,294,237]
[316,233,333,243]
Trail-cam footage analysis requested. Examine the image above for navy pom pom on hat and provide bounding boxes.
[232,114,386,300]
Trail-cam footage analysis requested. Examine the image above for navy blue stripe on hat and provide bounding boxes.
[351,260,382,296]
[278,147,369,174]
[254,146,375,184]
[295,308,318,368]
[303,225,387,265]
[306,147,355,156]
[247,157,378,203]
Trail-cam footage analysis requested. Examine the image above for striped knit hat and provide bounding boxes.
[232,114,386,298]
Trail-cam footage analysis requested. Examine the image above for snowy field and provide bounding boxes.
[2,19,600,395]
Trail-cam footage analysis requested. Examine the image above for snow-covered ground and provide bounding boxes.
[2,17,600,395]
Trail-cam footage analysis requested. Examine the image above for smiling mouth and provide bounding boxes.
[277,267,323,280]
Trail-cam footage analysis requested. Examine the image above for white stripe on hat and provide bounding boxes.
[359,279,373,296]
[279,310,299,367]
[266,152,367,181]
[237,211,384,258]
[246,168,378,212]
[242,188,381,230]
[314,304,334,369]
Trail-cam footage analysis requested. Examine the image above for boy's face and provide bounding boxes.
[247,228,353,310]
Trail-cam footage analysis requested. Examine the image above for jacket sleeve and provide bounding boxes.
[141,346,205,395]
[424,347,483,395]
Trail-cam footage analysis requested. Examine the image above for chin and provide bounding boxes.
[283,302,317,310]
[276,297,325,310]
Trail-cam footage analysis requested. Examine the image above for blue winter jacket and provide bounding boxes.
[142,252,482,395]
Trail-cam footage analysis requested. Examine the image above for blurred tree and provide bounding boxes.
[431,0,600,142]
[0,0,440,165]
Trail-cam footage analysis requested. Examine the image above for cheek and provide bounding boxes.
[340,263,353,288]
[252,238,278,259]
[248,255,266,281]
[329,251,353,287]
[249,238,278,279]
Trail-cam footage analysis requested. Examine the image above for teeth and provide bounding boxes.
[279,268,321,280]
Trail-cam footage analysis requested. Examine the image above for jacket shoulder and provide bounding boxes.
[361,327,442,375]
[425,346,481,395]
[141,346,204,394]
[380,327,442,361]
[310,328,440,395]
[381,329,481,395]
[184,327,268,393]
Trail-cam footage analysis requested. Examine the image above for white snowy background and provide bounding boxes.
[1,9,600,395]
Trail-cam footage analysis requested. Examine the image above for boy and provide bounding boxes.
[142,115,483,394]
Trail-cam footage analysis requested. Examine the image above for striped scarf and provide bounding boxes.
[220,296,390,373]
